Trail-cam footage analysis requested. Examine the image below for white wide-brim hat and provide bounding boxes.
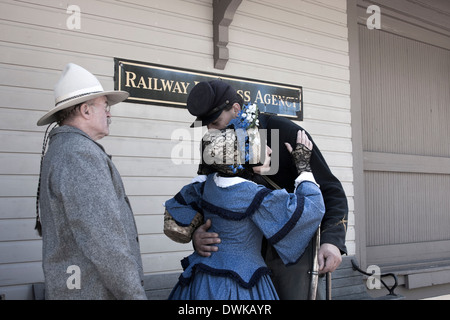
[37,63,129,126]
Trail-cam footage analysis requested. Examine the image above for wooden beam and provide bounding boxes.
[364,152,450,175]
[213,0,242,70]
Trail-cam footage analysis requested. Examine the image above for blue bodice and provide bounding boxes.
[164,173,325,289]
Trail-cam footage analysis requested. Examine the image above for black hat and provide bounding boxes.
[187,80,242,127]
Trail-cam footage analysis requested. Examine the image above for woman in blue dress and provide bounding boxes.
[164,106,325,300]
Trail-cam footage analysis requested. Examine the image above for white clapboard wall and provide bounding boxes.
[0,0,353,299]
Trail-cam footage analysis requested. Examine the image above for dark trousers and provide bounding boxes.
[264,239,326,300]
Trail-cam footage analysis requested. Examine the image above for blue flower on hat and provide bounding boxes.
[228,103,260,130]
[226,103,260,173]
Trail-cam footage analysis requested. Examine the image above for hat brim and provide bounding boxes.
[37,90,129,126]
[190,109,223,128]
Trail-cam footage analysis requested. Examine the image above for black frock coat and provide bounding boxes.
[258,113,348,254]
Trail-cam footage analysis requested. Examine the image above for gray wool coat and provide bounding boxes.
[39,125,147,300]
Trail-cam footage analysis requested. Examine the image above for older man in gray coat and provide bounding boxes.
[35,63,147,300]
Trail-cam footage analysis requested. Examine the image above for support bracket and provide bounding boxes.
[213,0,242,70]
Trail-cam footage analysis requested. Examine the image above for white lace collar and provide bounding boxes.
[213,173,256,188]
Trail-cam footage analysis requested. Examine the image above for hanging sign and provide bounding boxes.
[114,58,303,120]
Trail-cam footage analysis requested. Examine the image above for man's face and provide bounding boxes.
[206,103,241,130]
[87,96,111,140]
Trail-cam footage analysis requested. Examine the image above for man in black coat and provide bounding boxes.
[187,80,348,299]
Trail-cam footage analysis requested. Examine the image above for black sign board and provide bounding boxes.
[114,58,303,120]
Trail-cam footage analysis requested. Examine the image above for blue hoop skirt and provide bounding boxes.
[165,174,325,300]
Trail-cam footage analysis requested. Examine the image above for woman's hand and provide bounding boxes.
[284,130,313,153]
[285,130,313,174]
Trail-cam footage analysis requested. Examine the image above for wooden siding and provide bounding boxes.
[0,0,353,299]
[358,8,450,267]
